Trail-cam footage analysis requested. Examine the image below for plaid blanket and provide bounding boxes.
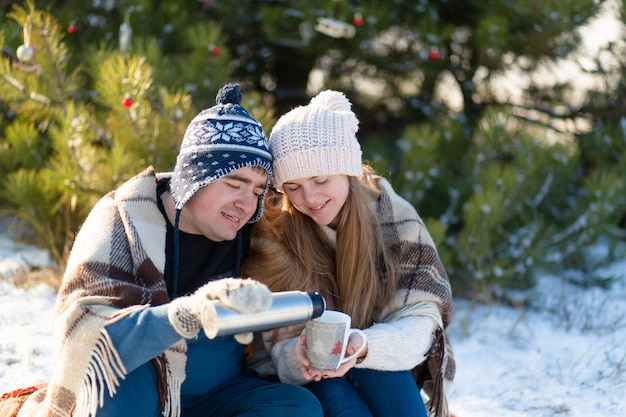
[5,167,185,417]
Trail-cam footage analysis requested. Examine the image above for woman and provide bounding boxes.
[243,90,455,417]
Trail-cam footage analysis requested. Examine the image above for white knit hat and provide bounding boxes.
[269,90,363,190]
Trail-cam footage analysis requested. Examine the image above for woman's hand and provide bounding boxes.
[296,330,368,380]
[320,332,367,379]
[295,330,324,381]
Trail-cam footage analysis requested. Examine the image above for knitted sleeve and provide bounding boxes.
[356,300,440,370]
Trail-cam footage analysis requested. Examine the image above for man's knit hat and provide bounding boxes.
[170,83,272,223]
[269,90,363,190]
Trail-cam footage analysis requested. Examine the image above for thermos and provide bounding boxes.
[204,291,326,338]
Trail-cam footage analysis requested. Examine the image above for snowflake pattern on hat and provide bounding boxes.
[170,84,272,223]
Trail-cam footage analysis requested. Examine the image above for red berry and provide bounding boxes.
[122,96,133,108]
[428,49,440,60]
[210,45,221,55]
[353,15,363,27]
[67,24,77,34]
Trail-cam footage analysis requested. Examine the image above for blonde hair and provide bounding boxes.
[243,166,397,329]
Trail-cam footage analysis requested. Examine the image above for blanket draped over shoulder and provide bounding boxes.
[14,167,186,417]
[378,179,456,416]
[368,178,455,417]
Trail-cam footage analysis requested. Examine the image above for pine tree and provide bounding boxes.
[369,108,625,299]
[211,0,626,297]
[1,1,624,300]
[211,0,615,129]
[0,1,238,265]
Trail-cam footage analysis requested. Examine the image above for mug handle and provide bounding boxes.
[340,328,367,365]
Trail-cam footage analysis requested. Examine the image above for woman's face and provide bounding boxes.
[282,175,350,227]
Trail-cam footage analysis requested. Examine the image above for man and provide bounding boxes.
[16,84,323,417]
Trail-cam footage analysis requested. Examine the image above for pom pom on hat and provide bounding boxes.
[170,83,272,223]
[310,89,351,111]
[269,90,363,190]
[216,83,243,105]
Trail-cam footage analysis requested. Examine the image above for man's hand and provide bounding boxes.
[168,278,272,343]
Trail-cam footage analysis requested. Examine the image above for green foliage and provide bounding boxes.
[1,121,49,171]
[0,1,198,265]
[365,107,626,301]
[210,0,609,129]
[2,169,69,262]
[1,0,624,304]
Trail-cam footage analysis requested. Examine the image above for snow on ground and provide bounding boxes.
[1,222,57,393]
[447,268,626,417]
[1,221,625,417]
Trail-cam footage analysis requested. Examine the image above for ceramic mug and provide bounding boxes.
[305,310,367,370]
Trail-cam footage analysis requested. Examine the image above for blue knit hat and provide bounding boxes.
[170,83,272,223]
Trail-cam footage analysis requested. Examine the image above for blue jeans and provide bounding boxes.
[305,369,427,417]
[97,362,323,417]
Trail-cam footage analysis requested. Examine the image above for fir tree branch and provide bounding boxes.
[36,16,68,109]
[1,73,28,98]
[524,170,554,212]
[499,102,586,135]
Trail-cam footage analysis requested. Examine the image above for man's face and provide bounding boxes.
[178,166,268,241]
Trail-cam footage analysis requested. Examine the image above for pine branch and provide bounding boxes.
[494,101,589,135]
[0,73,29,98]
[37,18,68,109]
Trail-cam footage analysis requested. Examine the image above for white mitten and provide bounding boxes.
[168,278,272,344]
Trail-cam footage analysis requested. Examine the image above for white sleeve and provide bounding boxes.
[356,301,440,371]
